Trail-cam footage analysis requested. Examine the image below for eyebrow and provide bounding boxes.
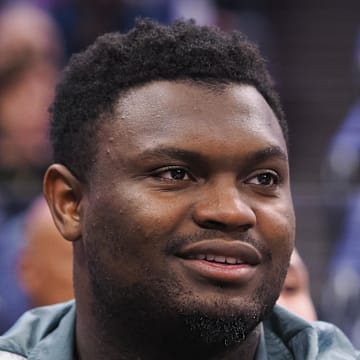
[137,145,288,165]
[245,146,288,164]
[137,147,205,164]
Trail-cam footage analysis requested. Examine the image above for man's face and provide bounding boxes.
[79,81,295,344]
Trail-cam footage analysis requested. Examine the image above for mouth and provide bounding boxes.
[176,239,262,285]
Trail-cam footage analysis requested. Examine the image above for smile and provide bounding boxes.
[176,239,262,285]
[187,254,246,265]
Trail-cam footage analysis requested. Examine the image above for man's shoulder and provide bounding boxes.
[263,305,360,359]
[0,300,75,360]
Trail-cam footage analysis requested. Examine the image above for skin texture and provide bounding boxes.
[277,249,317,322]
[44,81,295,360]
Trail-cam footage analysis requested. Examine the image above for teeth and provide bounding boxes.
[192,254,244,264]
[226,257,237,264]
[214,255,226,263]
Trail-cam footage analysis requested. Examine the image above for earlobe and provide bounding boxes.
[43,164,83,242]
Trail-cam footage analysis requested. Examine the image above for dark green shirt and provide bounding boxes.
[0,301,358,359]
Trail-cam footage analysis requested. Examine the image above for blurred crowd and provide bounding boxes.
[0,0,359,346]
[321,30,360,345]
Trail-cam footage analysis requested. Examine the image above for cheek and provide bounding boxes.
[256,200,295,259]
[83,188,190,265]
[107,183,192,240]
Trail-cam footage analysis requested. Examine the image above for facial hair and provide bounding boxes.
[86,232,288,359]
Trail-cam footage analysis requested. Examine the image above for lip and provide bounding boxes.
[176,239,262,284]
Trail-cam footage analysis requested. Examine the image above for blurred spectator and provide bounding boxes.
[321,28,360,346]
[322,26,360,248]
[0,196,73,334]
[0,2,63,218]
[277,249,317,322]
[322,189,360,347]
[322,99,360,249]
[0,212,29,334]
[18,197,73,307]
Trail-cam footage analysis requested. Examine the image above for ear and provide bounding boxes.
[43,164,83,242]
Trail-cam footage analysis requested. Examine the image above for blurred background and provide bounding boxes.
[0,0,359,346]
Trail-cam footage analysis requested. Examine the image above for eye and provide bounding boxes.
[247,171,280,186]
[153,167,193,181]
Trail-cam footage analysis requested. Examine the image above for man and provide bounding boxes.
[17,196,74,308]
[277,249,317,322]
[0,19,357,359]
[0,2,63,217]
[0,196,73,334]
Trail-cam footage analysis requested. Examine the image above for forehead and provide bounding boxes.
[97,81,287,166]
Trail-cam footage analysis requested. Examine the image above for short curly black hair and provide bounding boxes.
[50,18,287,181]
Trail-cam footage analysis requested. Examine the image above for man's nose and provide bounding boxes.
[192,180,256,232]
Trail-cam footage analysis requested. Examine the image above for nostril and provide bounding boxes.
[202,220,227,230]
[200,220,252,232]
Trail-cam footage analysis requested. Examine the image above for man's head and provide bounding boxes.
[44,19,295,359]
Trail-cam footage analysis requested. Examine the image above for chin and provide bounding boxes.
[88,256,282,349]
